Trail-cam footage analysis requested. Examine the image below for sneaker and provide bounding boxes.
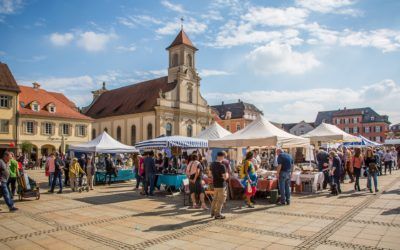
[211,213,215,218]
[276,201,285,206]
[214,215,226,220]
[9,207,18,212]
[375,189,379,192]
[286,201,291,205]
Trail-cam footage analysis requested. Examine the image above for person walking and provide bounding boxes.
[49,152,64,194]
[69,158,85,192]
[143,151,156,196]
[352,148,363,191]
[383,149,393,175]
[186,154,207,209]
[105,154,116,185]
[365,148,379,193]
[240,152,258,208]
[0,151,18,212]
[277,149,293,205]
[64,155,71,186]
[7,152,18,197]
[46,153,55,187]
[391,147,398,170]
[86,156,96,190]
[329,151,342,195]
[342,147,354,183]
[210,151,229,219]
[316,148,330,189]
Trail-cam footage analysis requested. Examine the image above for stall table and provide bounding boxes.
[257,178,278,192]
[291,171,324,193]
[156,174,187,192]
[95,169,135,184]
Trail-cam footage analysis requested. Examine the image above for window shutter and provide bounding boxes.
[40,123,44,135]
[84,125,87,137]
[22,121,26,134]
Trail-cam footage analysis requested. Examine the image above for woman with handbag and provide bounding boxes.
[186,154,207,209]
[240,152,257,208]
[365,148,379,193]
[352,148,363,192]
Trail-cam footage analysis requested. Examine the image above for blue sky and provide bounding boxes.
[1,0,399,124]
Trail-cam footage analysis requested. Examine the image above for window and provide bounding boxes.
[336,118,340,124]
[25,121,34,134]
[365,127,370,133]
[226,125,230,131]
[353,117,358,124]
[187,54,192,67]
[131,125,136,145]
[236,123,241,131]
[166,123,172,136]
[116,126,121,141]
[344,127,349,133]
[0,95,11,108]
[370,116,375,121]
[354,127,358,133]
[225,111,232,120]
[44,122,53,135]
[376,136,381,142]
[147,123,153,139]
[375,126,381,133]
[76,125,86,137]
[32,103,40,112]
[349,127,353,134]
[49,106,56,113]
[187,87,193,103]
[187,124,193,137]
[0,120,9,133]
[300,130,305,135]
[345,118,349,124]
[92,128,96,140]
[61,124,70,135]
[172,53,178,67]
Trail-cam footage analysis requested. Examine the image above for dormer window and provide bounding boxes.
[225,111,232,120]
[47,103,56,113]
[370,116,375,121]
[31,101,40,112]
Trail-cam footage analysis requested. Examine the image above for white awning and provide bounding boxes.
[69,131,139,153]
[135,136,208,150]
[302,123,361,143]
[196,122,231,140]
[209,116,310,148]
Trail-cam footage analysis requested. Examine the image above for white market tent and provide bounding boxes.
[196,122,232,140]
[385,139,400,145]
[69,131,139,153]
[209,116,310,148]
[135,136,208,150]
[343,135,381,148]
[302,123,360,143]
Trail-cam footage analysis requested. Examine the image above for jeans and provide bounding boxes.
[135,172,141,188]
[353,167,361,191]
[332,175,341,193]
[49,172,55,186]
[50,171,63,192]
[144,173,155,195]
[105,172,116,184]
[1,182,15,209]
[211,187,227,216]
[7,177,17,196]
[279,171,291,204]
[368,171,378,191]
[322,170,330,189]
[384,161,392,175]
[64,169,69,186]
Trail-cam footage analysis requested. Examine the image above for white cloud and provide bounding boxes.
[205,79,400,123]
[156,17,207,35]
[49,32,74,46]
[116,43,136,52]
[117,17,136,28]
[247,42,320,75]
[117,15,161,28]
[198,69,230,77]
[201,10,223,21]
[0,0,23,14]
[242,7,309,27]
[161,0,185,13]
[339,29,400,52]
[296,0,361,16]
[77,31,117,52]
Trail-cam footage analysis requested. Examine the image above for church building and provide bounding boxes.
[85,29,212,145]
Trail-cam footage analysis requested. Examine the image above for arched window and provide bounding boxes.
[166,123,172,136]
[92,128,96,140]
[187,87,193,103]
[187,124,193,137]
[147,123,153,139]
[172,53,178,67]
[187,54,192,67]
[104,127,108,133]
[131,125,136,145]
[116,126,122,142]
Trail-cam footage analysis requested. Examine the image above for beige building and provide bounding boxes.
[0,62,20,156]
[85,29,212,145]
[18,83,92,160]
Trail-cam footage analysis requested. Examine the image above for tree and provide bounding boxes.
[21,141,33,154]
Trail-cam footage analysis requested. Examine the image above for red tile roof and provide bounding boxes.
[166,29,197,50]
[0,62,20,92]
[18,85,92,121]
[85,76,177,119]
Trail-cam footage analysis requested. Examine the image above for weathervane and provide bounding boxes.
[180,17,184,30]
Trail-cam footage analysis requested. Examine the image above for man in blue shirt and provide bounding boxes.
[277,149,293,205]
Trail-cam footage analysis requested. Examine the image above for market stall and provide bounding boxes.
[302,122,360,145]
[197,122,231,140]
[69,132,139,184]
[343,135,381,148]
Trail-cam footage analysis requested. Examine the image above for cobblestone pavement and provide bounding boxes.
[1,170,399,250]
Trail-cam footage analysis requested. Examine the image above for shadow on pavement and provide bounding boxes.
[381,207,400,215]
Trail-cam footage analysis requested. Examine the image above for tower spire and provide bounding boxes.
[180,17,184,30]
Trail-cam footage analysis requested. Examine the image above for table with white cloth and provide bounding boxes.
[291,171,324,193]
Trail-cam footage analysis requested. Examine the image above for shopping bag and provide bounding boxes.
[246,182,253,196]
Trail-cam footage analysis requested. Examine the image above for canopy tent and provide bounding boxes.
[385,139,400,145]
[135,136,208,150]
[343,135,381,148]
[209,116,310,148]
[69,131,139,153]
[196,122,232,140]
[302,123,360,143]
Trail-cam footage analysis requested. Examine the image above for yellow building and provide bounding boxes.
[84,29,212,144]
[0,62,20,156]
[18,82,93,160]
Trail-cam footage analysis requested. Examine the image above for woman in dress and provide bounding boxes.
[186,154,207,209]
[240,152,258,208]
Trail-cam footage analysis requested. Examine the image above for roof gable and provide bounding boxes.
[0,63,20,92]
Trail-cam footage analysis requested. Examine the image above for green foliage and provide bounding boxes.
[21,141,33,153]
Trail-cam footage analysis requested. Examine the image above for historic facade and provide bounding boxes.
[211,100,263,133]
[281,121,315,136]
[85,29,212,144]
[0,62,20,156]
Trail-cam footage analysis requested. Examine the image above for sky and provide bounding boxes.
[0,0,399,124]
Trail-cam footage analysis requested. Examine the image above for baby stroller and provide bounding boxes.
[77,175,89,193]
[17,172,40,201]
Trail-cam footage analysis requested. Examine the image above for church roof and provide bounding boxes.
[166,29,197,50]
[0,62,20,92]
[85,76,177,119]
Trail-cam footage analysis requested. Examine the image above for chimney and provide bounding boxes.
[344,107,347,110]
[32,82,41,89]
[238,99,241,103]
[221,101,224,105]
